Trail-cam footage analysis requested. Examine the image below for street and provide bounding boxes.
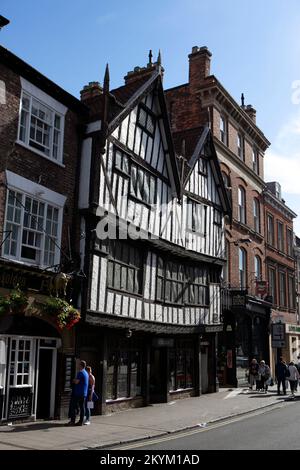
[115,399,300,450]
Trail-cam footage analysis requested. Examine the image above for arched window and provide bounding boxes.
[253,198,260,233]
[222,172,231,189]
[239,247,247,288]
[238,186,246,224]
[255,255,262,280]
[222,172,232,205]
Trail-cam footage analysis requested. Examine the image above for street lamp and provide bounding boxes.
[0,15,9,30]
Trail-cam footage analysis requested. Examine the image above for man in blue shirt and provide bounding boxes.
[68,360,89,426]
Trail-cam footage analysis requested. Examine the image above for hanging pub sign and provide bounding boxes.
[0,264,53,293]
[255,280,268,297]
[231,290,247,308]
[8,388,33,419]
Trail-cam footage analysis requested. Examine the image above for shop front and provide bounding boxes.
[78,315,219,414]
[0,316,61,422]
[219,290,271,387]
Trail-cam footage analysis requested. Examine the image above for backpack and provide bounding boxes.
[285,366,290,377]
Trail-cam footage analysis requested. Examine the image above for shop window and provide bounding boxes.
[106,349,142,400]
[168,341,194,391]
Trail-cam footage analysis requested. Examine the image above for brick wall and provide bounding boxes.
[0,63,82,267]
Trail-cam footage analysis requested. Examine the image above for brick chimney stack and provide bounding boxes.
[124,50,164,85]
[244,104,256,123]
[80,81,103,102]
[188,46,212,88]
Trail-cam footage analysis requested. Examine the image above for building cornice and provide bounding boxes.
[197,76,270,151]
[214,138,265,189]
[264,190,297,220]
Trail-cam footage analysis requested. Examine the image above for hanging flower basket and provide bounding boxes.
[0,288,28,316]
[42,297,81,330]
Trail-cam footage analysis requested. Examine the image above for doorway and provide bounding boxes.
[36,349,53,419]
[149,348,167,403]
[201,347,209,393]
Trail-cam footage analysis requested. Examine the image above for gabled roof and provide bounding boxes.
[106,72,181,199]
[173,126,232,217]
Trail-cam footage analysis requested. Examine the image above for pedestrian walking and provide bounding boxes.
[67,360,89,426]
[85,366,95,425]
[248,358,259,390]
[275,356,288,395]
[258,360,271,393]
[287,361,300,399]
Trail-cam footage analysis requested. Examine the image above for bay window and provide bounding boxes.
[3,188,61,267]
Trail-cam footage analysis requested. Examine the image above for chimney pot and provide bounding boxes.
[80,81,103,101]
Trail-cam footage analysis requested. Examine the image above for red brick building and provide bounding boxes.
[0,44,86,422]
[166,46,272,386]
[264,182,297,371]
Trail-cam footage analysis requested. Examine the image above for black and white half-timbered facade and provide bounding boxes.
[78,58,231,413]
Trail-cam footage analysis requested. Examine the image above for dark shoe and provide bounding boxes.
[75,421,83,426]
[65,421,75,426]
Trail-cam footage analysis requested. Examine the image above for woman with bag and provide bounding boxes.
[287,361,300,399]
[85,366,96,425]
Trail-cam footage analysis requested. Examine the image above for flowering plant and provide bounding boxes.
[0,287,28,315]
[43,297,81,330]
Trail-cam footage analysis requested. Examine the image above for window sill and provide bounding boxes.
[0,255,57,271]
[16,140,65,168]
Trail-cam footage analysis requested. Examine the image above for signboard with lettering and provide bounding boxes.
[231,290,247,308]
[8,388,33,419]
[64,356,74,392]
[205,325,223,333]
[152,338,175,348]
[271,322,286,348]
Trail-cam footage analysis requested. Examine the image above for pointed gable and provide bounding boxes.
[107,72,181,199]
[173,126,232,216]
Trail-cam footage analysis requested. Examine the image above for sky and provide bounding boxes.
[1,0,300,234]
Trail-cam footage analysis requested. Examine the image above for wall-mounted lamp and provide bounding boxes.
[125,329,132,338]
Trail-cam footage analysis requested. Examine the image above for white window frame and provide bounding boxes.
[253,198,260,233]
[220,116,227,145]
[238,186,246,224]
[252,148,259,174]
[237,133,244,160]
[2,171,66,269]
[254,255,262,280]
[17,78,67,165]
[9,338,34,388]
[239,247,247,289]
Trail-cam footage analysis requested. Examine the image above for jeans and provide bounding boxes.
[70,396,86,423]
[277,378,286,394]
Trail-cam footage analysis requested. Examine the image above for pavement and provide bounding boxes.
[0,385,295,450]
